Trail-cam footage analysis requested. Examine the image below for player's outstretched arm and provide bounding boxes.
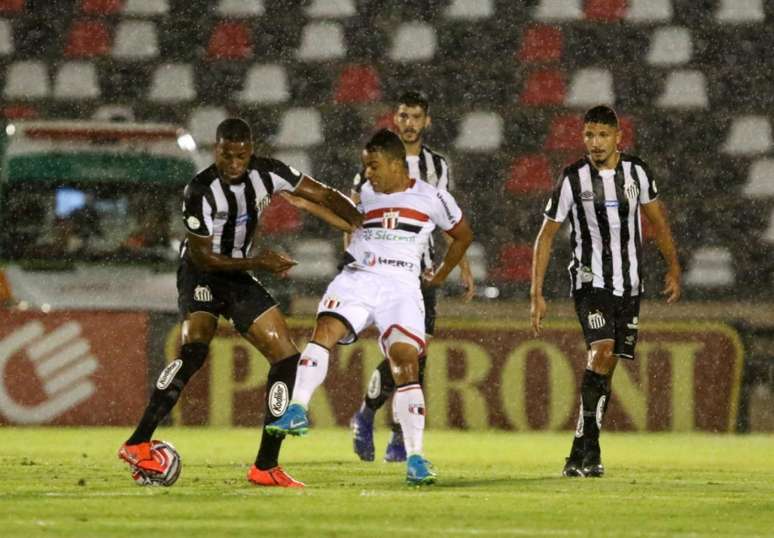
[426,218,473,288]
[186,232,297,274]
[530,218,562,337]
[443,231,475,301]
[293,176,364,228]
[279,192,356,233]
[641,200,682,304]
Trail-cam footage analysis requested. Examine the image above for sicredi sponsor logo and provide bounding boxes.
[362,229,417,243]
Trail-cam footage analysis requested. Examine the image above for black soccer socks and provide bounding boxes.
[580,369,610,454]
[256,353,299,470]
[127,342,209,445]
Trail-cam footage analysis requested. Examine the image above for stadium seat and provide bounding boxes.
[64,19,111,58]
[207,20,253,61]
[333,64,381,104]
[388,22,437,62]
[188,106,227,147]
[490,243,533,283]
[296,21,346,61]
[584,0,626,22]
[3,60,48,99]
[237,63,289,104]
[655,70,708,109]
[148,63,195,102]
[216,0,264,17]
[0,0,24,15]
[534,0,582,22]
[112,20,159,59]
[444,0,494,19]
[519,69,566,106]
[646,26,692,66]
[743,159,774,198]
[2,104,38,118]
[454,111,503,152]
[0,18,12,55]
[624,0,673,22]
[123,0,169,16]
[304,0,355,18]
[289,239,336,280]
[715,0,764,23]
[80,0,121,14]
[504,154,553,195]
[684,246,735,288]
[544,113,584,151]
[273,150,312,178]
[53,61,100,100]
[92,104,134,122]
[274,108,324,148]
[721,116,772,156]
[564,67,615,108]
[517,24,563,64]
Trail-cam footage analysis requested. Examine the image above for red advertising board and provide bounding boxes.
[0,311,148,425]
[158,318,743,433]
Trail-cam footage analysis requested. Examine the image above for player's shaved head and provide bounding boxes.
[584,106,618,128]
[397,90,429,114]
[365,129,407,164]
[216,118,253,143]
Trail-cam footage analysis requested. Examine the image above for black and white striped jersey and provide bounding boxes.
[543,153,659,297]
[180,155,302,261]
[353,144,452,269]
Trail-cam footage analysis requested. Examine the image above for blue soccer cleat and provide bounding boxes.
[406,454,436,486]
[384,429,407,463]
[350,408,375,462]
[265,403,309,437]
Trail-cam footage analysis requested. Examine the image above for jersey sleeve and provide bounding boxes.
[634,161,659,204]
[431,188,464,232]
[263,157,304,193]
[543,175,574,223]
[437,156,451,192]
[182,183,213,237]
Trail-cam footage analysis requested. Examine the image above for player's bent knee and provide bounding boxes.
[384,330,422,358]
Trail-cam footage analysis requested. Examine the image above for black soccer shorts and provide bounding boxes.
[177,259,278,334]
[573,287,641,359]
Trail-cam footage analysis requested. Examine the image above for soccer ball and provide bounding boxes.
[131,440,181,487]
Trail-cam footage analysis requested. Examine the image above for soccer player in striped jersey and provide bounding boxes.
[530,106,682,477]
[118,118,361,488]
[266,129,474,485]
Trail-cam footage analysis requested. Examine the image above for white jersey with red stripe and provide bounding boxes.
[344,178,463,285]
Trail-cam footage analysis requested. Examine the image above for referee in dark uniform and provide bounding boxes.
[530,106,682,477]
[119,118,362,488]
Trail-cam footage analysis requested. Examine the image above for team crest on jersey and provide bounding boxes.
[194,285,213,303]
[382,210,400,229]
[255,195,271,213]
[624,181,640,201]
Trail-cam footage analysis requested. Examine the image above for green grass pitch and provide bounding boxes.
[1,427,773,537]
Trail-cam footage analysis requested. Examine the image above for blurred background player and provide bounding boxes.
[118,118,361,488]
[349,90,475,463]
[266,129,473,485]
[530,106,682,477]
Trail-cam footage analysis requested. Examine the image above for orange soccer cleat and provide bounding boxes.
[247,464,305,488]
[118,441,166,474]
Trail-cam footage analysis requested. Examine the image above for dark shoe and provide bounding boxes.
[350,408,375,462]
[562,457,585,477]
[582,453,604,477]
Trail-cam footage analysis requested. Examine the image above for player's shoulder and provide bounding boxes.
[421,144,449,165]
[249,155,286,173]
[561,156,590,178]
[187,163,218,194]
[620,152,650,169]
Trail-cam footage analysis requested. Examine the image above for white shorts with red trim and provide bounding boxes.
[317,268,426,356]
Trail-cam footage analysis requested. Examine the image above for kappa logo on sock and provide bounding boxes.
[574,401,584,438]
[587,310,606,330]
[596,395,607,429]
[323,296,340,309]
[268,381,289,417]
[627,316,639,330]
[408,404,425,416]
[299,357,318,367]
[193,285,212,303]
[156,359,182,390]
[367,369,381,399]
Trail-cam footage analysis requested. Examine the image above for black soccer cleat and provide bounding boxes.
[562,457,585,477]
[581,454,605,478]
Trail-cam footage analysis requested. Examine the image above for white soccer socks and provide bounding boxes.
[290,342,330,408]
[393,383,426,456]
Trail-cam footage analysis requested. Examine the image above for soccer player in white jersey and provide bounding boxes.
[266,129,474,485]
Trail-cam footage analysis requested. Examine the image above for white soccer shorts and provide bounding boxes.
[316,268,426,356]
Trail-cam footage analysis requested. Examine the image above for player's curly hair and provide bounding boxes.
[365,128,407,163]
[397,90,429,114]
[216,118,253,143]
[584,106,618,128]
